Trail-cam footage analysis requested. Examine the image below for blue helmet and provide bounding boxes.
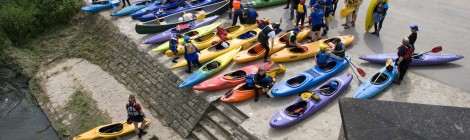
[313,3,321,9]
[329,81,338,89]
[410,25,419,31]
[293,27,301,32]
[184,36,191,42]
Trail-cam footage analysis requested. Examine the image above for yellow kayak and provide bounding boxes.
[73,119,150,140]
[232,28,311,63]
[365,0,388,32]
[340,6,356,18]
[164,24,258,57]
[270,35,355,62]
[171,28,262,69]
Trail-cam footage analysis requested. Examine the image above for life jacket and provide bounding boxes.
[298,4,305,13]
[127,103,141,117]
[288,31,296,45]
[400,44,414,59]
[169,35,179,47]
[184,43,197,54]
[332,43,345,58]
[232,1,242,11]
[316,51,329,66]
[245,74,255,88]
[258,26,273,44]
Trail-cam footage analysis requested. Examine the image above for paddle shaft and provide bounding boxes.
[344,58,360,79]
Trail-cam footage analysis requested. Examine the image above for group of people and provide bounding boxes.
[230,0,259,26]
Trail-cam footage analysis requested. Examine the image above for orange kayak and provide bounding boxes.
[270,35,355,62]
[232,28,311,63]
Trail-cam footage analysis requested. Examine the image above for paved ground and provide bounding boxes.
[101,0,470,139]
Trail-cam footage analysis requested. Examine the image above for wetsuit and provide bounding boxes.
[396,44,414,81]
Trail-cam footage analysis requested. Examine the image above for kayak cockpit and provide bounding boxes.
[237,31,257,39]
[319,61,337,72]
[223,70,247,80]
[288,46,308,53]
[287,75,306,87]
[136,1,151,5]
[371,73,389,85]
[248,45,265,55]
[277,34,288,44]
[195,33,216,42]
[226,26,242,34]
[98,123,123,134]
[91,0,110,5]
[183,31,200,38]
[203,61,220,71]
[207,42,230,51]
[316,81,339,96]
[285,101,308,117]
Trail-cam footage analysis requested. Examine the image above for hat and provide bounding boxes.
[320,44,329,51]
[410,25,419,31]
[313,3,321,9]
[293,27,301,32]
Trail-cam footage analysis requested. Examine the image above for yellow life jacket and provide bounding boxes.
[298,4,305,13]
[185,43,196,54]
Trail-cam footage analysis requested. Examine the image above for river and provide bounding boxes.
[0,65,59,140]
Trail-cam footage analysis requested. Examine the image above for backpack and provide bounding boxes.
[245,74,255,88]
[127,103,141,117]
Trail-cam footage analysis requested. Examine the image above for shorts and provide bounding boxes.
[373,12,386,23]
[129,115,144,122]
[311,24,322,31]
[169,46,178,54]
[324,7,332,17]
[353,5,360,14]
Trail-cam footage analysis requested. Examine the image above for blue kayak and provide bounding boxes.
[131,0,185,18]
[353,62,398,99]
[136,0,221,22]
[111,0,162,16]
[271,56,351,97]
[81,0,120,13]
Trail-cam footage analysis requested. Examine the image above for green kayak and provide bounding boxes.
[152,20,224,52]
[244,0,287,8]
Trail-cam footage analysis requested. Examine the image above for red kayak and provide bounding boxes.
[193,61,275,91]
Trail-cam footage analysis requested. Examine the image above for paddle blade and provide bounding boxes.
[385,59,393,66]
[357,68,366,77]
[431,46,443,53]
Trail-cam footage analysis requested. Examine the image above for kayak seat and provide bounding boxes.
[214,42,230,51]
[371,73,389,85]
[226,26,241,33]
[197,33,215,42]
[237,31,257,39]
[99,123,123,133]
[226,70,247,79]
[317,81,339,96]
[205,62,220,70]
[320,61,337,72]
[248,45,264,55]
[286,101,308,117]
[287,76,306,87]
[278,35,288,44]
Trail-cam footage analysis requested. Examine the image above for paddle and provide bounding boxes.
[344,58,366,77]
[373,59,392,84]
[412,46,442,57]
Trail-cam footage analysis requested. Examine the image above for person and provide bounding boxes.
[228,0,234,19]
[322,0,333,36]
[295,0,307,27]
[315,44,342,69]
[408,25,419,47]
[182,11,195,21]
[169,34,182,63]
[183,36,201,73]
[289,0,300,20]
[126,94,147,138]
[257,20,276,62]
[121,0,130,8]
[285,0,292,9]
[287,27,302,48]
[246,68,273,102]
[342,0,362,29]
[232,0,245,26]
[309,4,324,42]
[327,38,346,58]
[394,37,414,85]
[370,0,388,37]
[331,0,339,16]
[243,7,258,24]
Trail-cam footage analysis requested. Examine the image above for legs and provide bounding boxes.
[122,0,130,7]
[295,13,305,27]
[133,122,140,134]
[262,43,270,62]
[396,60,410,84]
[344,14,352,29]
[332,0,338,16]
[254,87,260,102]
[232,13,241,26]
[228,9,232,19]
[186,60,192,73]
[284,0,291,9]
[289,3,295,20]
[322,17,329,36]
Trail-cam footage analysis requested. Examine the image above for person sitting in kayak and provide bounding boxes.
[243,7,258,24]
[315,44,342,69]
[169,34,183,63]
[183,36,201,73]
[286,27,302,49]
[126,94,147,138]
[327,38,346,59]
[246,68,273,102]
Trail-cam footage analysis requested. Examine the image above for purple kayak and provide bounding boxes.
[143,16,218,44]
[359,53,464,66]
[269,73,353,128]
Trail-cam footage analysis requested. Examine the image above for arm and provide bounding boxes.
[136,104,146,118]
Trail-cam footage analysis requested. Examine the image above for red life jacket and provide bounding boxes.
[400,44,414,59]
[169,35,179,47]
[232,1,242,11]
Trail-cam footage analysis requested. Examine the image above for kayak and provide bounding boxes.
[353,63,398,99]
[135,1,229,34]
[220,65,287,103]
[146,20,222,46]
[340,6,356,18]
[365,0,388,32]
[193,61,275,91]
[244,0,287,8]
[233,28,311,63]
[270,73,353,128]
[81,0,120,13]
[170,28,262,69]
[179,47,242,88]
[136,0,223,22]
[111,0,162,16]
[158,23,258,53]
[359,53,464,66]
[73,119,150,140]
[271,56,351,97]
[131,0,185,18]
[270,35,355,62]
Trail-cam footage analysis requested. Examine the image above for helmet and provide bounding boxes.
[293,27,301,32]
[402,37,410,45]
[409,25,419,31]
[313,3,321,9]
[184,36,191,42]
[329,81,338,89]
[320,44,329,51]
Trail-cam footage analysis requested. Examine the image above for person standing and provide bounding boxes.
[228,0,234,19]
[126,94,147,138]
[408,25,419,47]
[342,0,362,29]
[232,0,245,26]
[331,0,339,16]
[121,0,131,8]
[257,21,276,62]
[183,36,201,73]
[285,0,292,9]
[370,0,388,37]
[309,3,323,42]
[296,0,307,27]
[394,37,414,85]
[289,0,300,20]
[322,0,333,36]
[169,34,182,63]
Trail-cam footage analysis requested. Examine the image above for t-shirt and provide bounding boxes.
[408,32,417,46]
[310,10,324,26]
[324,0,332,6]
